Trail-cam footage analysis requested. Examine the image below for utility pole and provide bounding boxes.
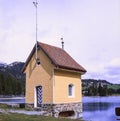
[33,0,40,65]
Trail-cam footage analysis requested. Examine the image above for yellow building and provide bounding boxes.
[22,42,86,118]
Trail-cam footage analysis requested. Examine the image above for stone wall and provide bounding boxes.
[53,102,82,118]
[25,102,82,119]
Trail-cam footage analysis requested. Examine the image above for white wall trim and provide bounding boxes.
[68,84,75,98]
[34,87,37,108]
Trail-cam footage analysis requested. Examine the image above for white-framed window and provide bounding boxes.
[68,84,74,97]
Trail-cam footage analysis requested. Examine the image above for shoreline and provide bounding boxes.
[0,97,25,100]
[82,94,120,97]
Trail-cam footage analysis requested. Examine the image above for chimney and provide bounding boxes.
[61,37,64,50]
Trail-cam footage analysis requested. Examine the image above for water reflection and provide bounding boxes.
[83,102,119,111]
[83,96,120,121]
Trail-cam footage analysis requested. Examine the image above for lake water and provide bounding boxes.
[83,96,120,121]
[0,96,120,121]
[0,97,25,104]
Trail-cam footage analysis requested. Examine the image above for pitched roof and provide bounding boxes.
[22,42,86,73]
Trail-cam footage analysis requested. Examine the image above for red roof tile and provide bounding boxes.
[39,42,86,73]
[22,42,86,73]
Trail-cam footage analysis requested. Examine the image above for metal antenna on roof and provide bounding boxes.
[61,37,64,50]
[33,0,40,65]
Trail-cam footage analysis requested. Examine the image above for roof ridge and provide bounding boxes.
[39,42,63,51]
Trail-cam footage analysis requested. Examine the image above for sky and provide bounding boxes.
[0,0,120,83]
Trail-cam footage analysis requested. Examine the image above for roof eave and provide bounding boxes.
[56,65,87,74]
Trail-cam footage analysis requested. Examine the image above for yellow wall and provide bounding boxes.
[25,49,54,104]
[25,49,82,105]
[53,70,82,104]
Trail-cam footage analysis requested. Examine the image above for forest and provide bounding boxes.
[0,73,24,96]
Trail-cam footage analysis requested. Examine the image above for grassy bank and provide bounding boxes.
[0,113,84,121]
[0,104,85,121]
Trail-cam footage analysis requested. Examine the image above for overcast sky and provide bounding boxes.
[0,0,120,83]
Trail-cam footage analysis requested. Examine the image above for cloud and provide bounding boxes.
[0,0,120,83]
[105,58,120,76]
[104,58,120,83]
[83,58,120,84]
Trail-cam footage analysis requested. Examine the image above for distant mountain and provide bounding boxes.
[0,61,25,81]
[82,79,111,86]
[82,79,120,96]
[0,62,7,68]
[0,62,25,95]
